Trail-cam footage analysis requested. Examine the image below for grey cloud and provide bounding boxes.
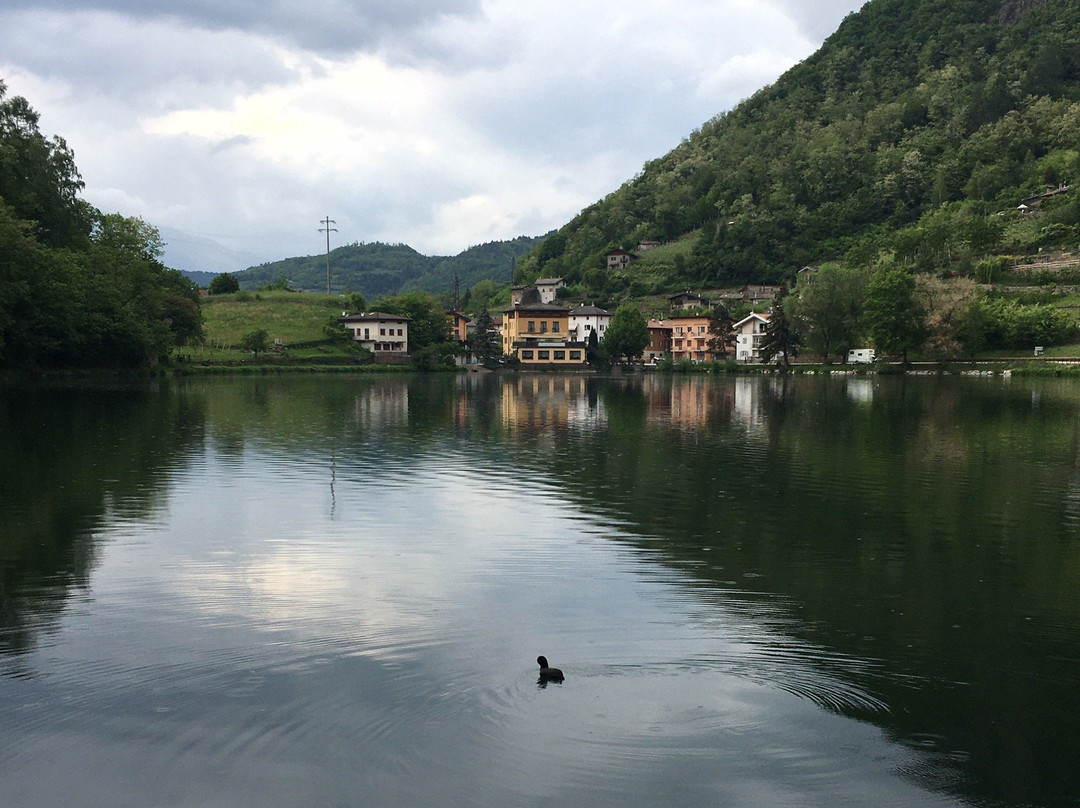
[0,10,304,106]
[771,0,866,41]
[6,0,484,55]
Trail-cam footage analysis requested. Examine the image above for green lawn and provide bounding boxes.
[200,291,351,347]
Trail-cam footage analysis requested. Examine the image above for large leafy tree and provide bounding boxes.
[787,265,866,362]
[208,273,240,295]
[863,265,924,363]
[0,81,91,248]
[603,305,649,362]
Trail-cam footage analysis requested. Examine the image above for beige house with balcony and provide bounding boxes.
[339,312,411,357]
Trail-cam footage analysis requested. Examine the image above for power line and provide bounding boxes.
[319,216,338,295]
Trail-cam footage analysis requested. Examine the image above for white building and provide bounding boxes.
[535,278,566,304]
[339,311,411,356]
[733,312,770,363]
[568,305,611,345]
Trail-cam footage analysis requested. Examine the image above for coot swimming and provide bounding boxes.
[537,655,564,681]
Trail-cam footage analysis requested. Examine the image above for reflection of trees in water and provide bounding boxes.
[0,385,207,659]
[464,373,1080,808]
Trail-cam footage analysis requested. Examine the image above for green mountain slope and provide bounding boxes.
[234,235,544,296]
[518,0,1080,290]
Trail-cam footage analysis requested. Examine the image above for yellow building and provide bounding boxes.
[502,302,587,366]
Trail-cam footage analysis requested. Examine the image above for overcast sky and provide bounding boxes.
[1,0,865,272]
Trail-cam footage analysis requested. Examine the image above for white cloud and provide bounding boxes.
[0,0,864,271]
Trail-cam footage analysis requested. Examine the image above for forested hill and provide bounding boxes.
[233,235,544,296]
[517,0,1080,288]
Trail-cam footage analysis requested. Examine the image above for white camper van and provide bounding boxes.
[847,348,876,364]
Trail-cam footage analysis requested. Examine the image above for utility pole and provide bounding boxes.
[319,216,337,295]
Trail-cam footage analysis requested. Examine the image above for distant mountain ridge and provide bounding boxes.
[198,235,547,296]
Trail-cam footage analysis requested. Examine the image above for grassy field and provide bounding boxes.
[199,290,351,347]
[173,290,363,364]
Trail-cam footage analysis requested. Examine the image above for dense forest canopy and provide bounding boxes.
[0,80,202,369]
[517,0,1080,289]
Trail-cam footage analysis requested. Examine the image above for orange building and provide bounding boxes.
[447,310,470,343]
[669,314,714,362]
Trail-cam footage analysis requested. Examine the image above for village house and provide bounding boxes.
[340,312,411,357]
[501,301,587,366]
[668,291,709,310]
[669,314,714,362]
[606,249,632,270]
[733,312,770,363]
[568,305,611,345]
[535,278,566,303]
[447,310,470,343]
[644,320,672,364]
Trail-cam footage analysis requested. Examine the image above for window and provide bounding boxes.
[538,350,550,360]
[521,350,534,360]
[380,328,386,336]
[570,350,582,360]
[585,324,592,331]
[552,321,560,333]
[676,327,683,334]
[397,329,403,336]
[699,326,706,334]
[364,328,370,339]
[540,321,548,333]
[528,321,535,333]
[554,350,565,360]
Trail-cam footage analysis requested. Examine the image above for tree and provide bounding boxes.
[92,212,165,262]
[603,305,649,362]
[375,292,449,352]
[208,273,240,295]
[0,81,91,248]
[787,264,865,362]
[239,328,271,358]
[469,308,501,366]
[862,266,923,363]
[707,304,735,358]
[586,327,606,366]
[347,292,367,312]
[916,275,979,359]
[758,298,800,366]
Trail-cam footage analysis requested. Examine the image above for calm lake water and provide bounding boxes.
[2,372,1079,807]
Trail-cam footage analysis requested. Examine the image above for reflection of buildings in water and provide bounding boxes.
[501,376,586,433]
[733,376,769,431]
[847,377,874,405]
[640,375,735,429]
[352,381,409,427]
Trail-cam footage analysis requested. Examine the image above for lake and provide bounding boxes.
[2,372,1079,807]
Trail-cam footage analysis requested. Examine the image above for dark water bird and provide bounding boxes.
[537,655,564,681]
